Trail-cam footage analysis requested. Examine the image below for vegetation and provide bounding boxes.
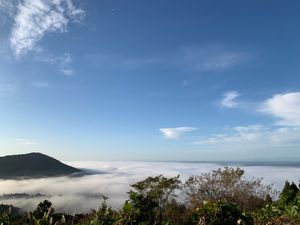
[184,167,275,211]
[0,167,299,225]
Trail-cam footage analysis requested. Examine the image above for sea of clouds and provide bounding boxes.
[0,161,299,213]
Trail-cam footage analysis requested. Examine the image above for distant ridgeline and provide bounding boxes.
[0,153,81,179]
[0,193,46,200]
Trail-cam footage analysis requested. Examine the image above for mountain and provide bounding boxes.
[0,152,81,179]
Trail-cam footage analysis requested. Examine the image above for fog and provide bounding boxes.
[0,161,299,213]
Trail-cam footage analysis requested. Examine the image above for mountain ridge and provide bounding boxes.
[0,152,81,179]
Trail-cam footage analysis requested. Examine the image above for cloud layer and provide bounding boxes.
[10,0,84,57]
[0,161,299,213]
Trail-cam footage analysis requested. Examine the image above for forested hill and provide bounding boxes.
[0,152,81,178]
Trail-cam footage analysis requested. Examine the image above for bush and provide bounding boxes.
[184,167,275,211]
[184,201,254,225]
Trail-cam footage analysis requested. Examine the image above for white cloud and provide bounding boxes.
[160,127,198,139]
[15,138,40,145]
[10,0,84,57]
[260,92,300,126]
[221,91,240,108]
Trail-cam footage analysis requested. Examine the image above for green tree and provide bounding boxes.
[279,181,299,205]
[33,200,53,219]
[90,196,120,225]
[125,175,181,225]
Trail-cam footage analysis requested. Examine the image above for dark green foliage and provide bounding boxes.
[264,194,272,205]
[125,175,181,225]
[0,204,23,217]
[279,181,299,205]
[90,196,120,225]
[33,200,53,219]
[253,181,300,225]
[0,205,24,225]
[185,201,254,225]
[163,199,187,225]
[0,211,11,225]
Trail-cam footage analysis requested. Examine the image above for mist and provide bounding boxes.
[0,161,299,213]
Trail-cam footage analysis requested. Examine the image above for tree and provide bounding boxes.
[125,175,181,224]
[279,181,299,205]
[33,200,53,219]
[91,196,120,225]
[184,167,275,211]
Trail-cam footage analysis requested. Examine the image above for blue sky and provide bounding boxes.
[0,0,299,161]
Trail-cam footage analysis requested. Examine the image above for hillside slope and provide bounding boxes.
[0,152,81,178]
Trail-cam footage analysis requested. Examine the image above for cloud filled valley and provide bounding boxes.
[0,161,299,213]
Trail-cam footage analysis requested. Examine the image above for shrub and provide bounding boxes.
[184,201,254,225]
[184,167,275,211]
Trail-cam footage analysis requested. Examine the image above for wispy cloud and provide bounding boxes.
[84,45,251,74]
[83,52,163,71]
[56,53,74,76]
[34,52,74,76]
[160,127,198,139]
[221,91,240,108]
[0,0,16,16]
[198,91,300,152]
[178,46,251,73]
[194,125,300,149]
[10,0,85,57]
[15,138,40,145]
[0,0,16,27]
[259,92,300,126]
